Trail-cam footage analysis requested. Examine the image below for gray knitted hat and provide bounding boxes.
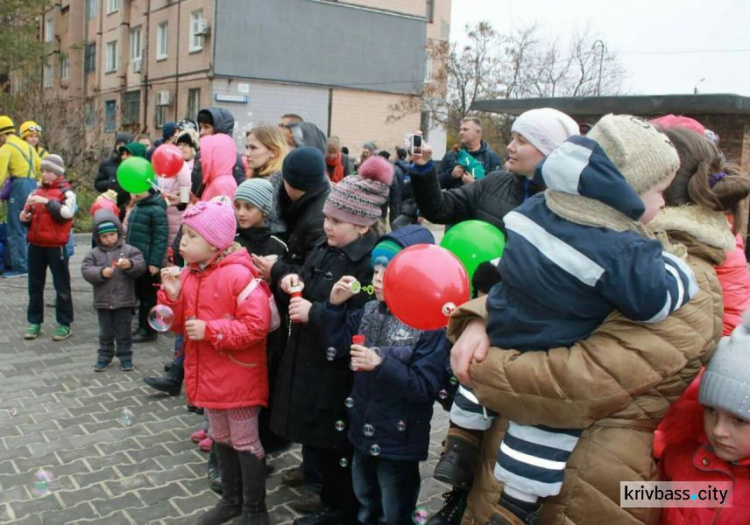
[41,154,65,176]
[235,178,274,216]
[699,311,750,419]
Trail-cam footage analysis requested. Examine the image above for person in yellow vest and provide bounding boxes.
[20,121,49,160]
[0,116,42,277]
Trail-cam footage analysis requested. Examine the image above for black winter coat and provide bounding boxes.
[270,233,377,450]
[94,155,130,209]
[411,163,531,233]
[234,227,287,259]
[438,141,503,190]
[270,183,330,286]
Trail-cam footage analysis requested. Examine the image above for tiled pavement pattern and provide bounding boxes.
[0,231,451,524]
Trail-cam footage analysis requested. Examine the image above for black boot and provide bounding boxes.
[433,428,480,489]
[208,446,222,494]
[198,443,243,525]
[143,361,184,396]
[426,488,469,525]
[232,451,270,524]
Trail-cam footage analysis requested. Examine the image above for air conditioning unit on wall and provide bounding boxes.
[156,90,171,106]
[195,19,211,36]
[132,59,142,73]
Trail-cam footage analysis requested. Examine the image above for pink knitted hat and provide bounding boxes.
[323,156,393,226]
[181,199,237,249]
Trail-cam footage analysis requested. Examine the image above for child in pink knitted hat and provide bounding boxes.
[274,155,393,523]
[157,198,274,524]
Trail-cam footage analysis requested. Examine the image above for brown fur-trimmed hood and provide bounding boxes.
[648,205,735,252]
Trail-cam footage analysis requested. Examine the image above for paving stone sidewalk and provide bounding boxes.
[0,234,451,524]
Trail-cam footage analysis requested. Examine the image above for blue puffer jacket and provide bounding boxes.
[320,225,450,461]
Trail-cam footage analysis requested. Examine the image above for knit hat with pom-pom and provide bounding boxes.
[699,310,750,419]
[323,156,393,226]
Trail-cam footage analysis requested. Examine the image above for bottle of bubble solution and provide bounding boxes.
[289,283,303,324]
[351,335,365,371]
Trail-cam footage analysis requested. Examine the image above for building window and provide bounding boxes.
[155,105,167,129]
[157,22,168,60]
[45,17,54,43]
[60,55,69,80]
[187,88,201,121]
[84,43,96,73]
[107,0,119,14]
[426,0,435,22]
[122,91,140,126]
[189,11,205,52]
[106,40,118,73]
[130,27,142,60]
[86,0,98,21]
[105,100,117,132]
[44,62,53,89]
[85,100,96,127]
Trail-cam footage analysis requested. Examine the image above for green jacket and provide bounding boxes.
[125,193,168,268]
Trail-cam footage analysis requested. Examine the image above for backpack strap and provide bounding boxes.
[238,277,281,332]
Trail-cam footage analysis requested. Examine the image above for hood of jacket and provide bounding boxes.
[200,107,235,135]
[114,132,133,148]
[200,134,237,185]
[92,210,125,249]
[291,122,327,155]
[379,224,435,249]
[649,205,735,253]
[534,135,645,221]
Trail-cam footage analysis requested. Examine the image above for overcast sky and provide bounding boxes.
[450,0,750,97]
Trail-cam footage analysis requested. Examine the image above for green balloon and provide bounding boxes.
[117,157,155,194]
[440,220,506,284]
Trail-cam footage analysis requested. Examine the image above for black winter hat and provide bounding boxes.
[282,146,328,192]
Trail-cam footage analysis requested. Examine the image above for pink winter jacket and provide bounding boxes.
[714,234,750,336]
[200,134,238,201]
[157,247,271,409]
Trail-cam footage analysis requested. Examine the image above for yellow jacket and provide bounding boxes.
[0,134,42,185]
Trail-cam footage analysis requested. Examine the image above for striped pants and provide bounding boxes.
[206,406,264,459]
[451,386,580,498]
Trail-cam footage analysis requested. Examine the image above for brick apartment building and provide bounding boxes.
[41,0,451,158]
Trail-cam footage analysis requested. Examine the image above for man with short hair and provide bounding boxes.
[278,114,327,156]
[0,116,42,277]
[439,117,502,190]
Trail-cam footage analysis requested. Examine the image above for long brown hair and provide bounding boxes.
[246,125,288,177]
[661,127,750,233]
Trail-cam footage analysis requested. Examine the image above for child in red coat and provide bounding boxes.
[660,313,750,524]
[158,199,273,525]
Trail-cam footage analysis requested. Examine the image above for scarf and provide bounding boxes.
[326,153,345,184]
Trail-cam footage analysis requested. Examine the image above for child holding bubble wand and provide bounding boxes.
[157,200,274,525]
[320,225,450,525]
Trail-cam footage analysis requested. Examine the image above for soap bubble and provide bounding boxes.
[30,470,54,497]
[339,457,348,468]
[438,389,448,400]
[363,424,375,437]
[119,408,134,427]
[397,420,407,432]
[344,397,354,408]
[369,444,381,456]
[412,507,428,524]
[147,305,174,332]
[326,347,337,361]
[335,420,345,432]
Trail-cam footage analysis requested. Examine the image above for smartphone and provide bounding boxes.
[411,134,423,155]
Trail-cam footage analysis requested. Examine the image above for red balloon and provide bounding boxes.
[151,144,184,178]
[383,245,470,330]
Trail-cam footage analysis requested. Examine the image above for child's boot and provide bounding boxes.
[233,451,270,524]
[426,487,468,525]
[433,428,480,488]
[198,443,243,525]
[488,493,541,525]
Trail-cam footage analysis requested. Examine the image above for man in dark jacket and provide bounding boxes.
[94,132,133,219]
[439,117,502,190]
[192,107,246,193]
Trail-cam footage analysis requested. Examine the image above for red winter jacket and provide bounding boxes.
[661,440,750,524]
[26,176,75,247]
[157,246,271,409]
[715,235,750,336]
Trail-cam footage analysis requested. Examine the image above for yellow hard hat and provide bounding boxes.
[20,120,42,138]
[0,116,16,135]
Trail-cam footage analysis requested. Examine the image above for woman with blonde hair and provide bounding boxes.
[245,125,288,233]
